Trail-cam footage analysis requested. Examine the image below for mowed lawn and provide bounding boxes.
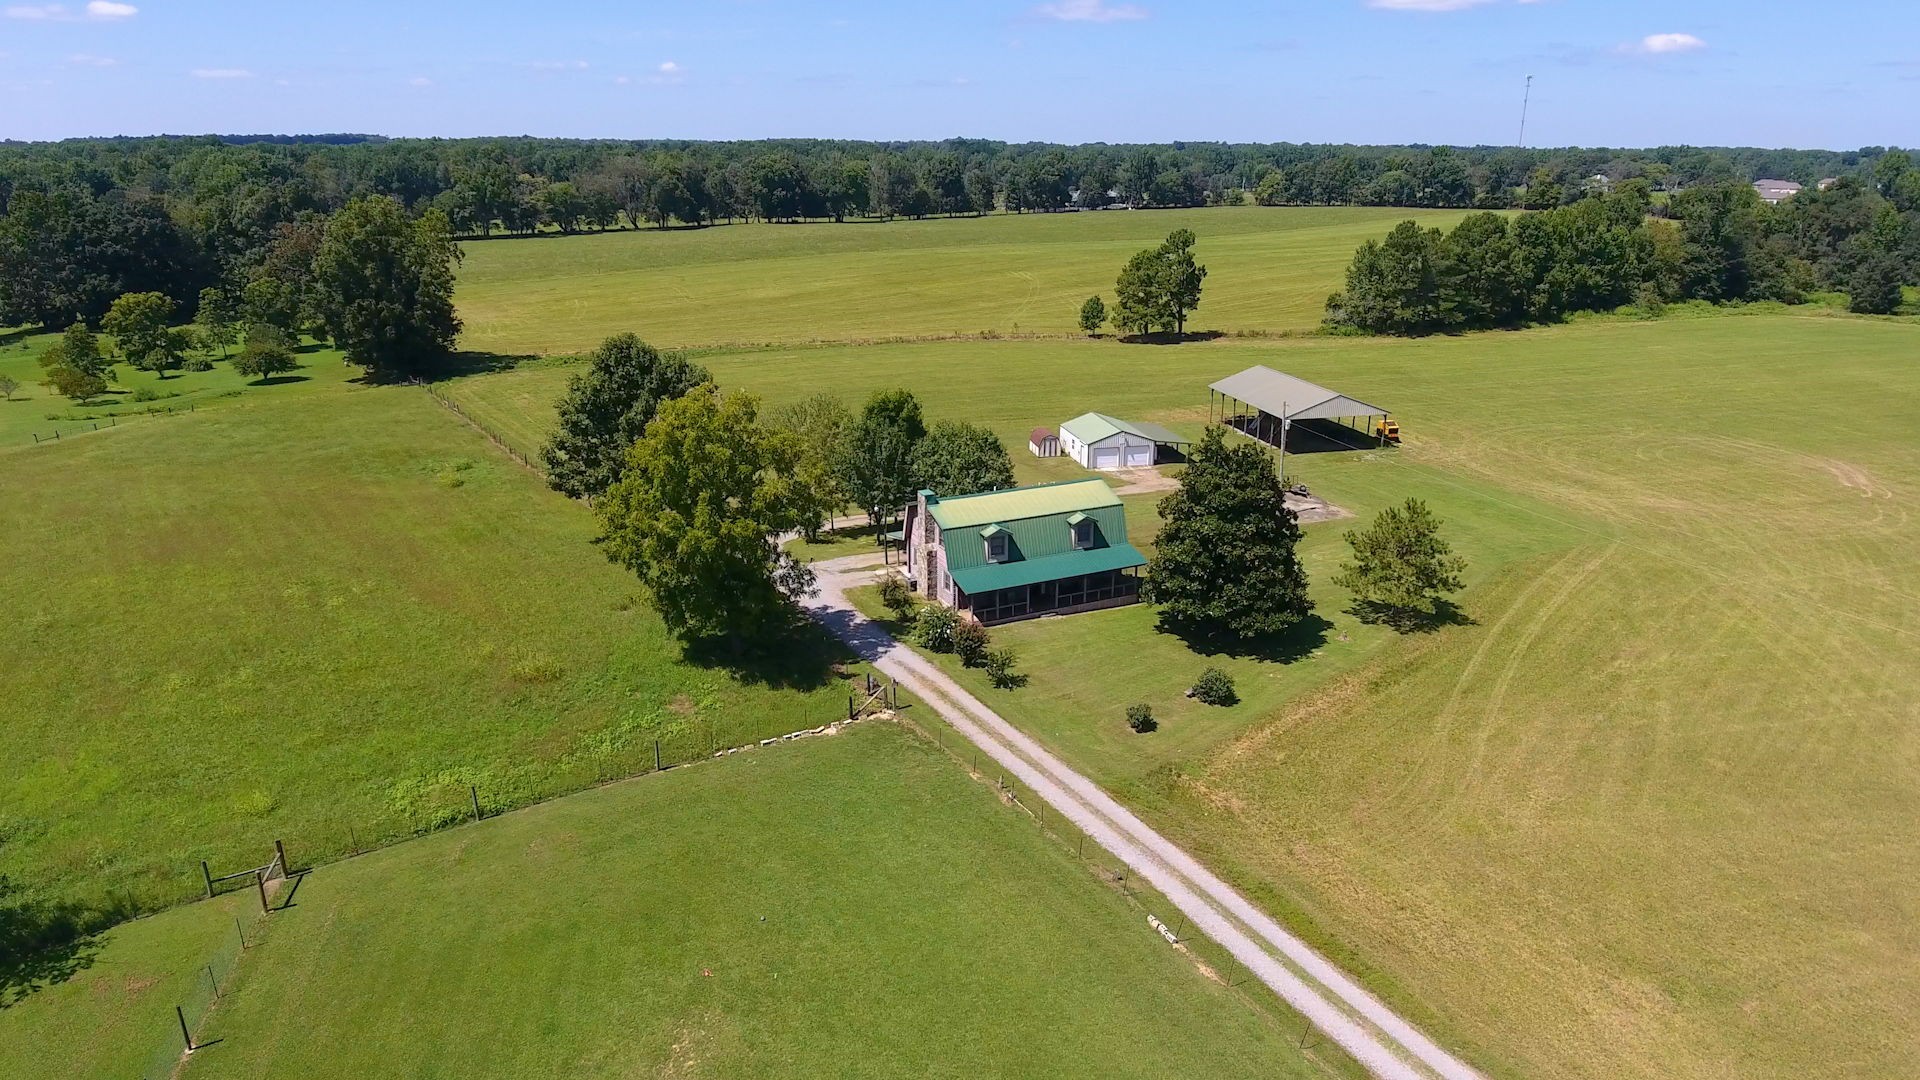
[0,358,872,915]
[160,726,1352,1080]
[446,312,1920,1080]
[454,205,1477,354]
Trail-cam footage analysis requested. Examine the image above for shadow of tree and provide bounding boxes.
[1117,330,1226,345]
[1347,598,1474,634]
[678,613,854,691]
[1152,611,1334,663]
[0,882,120,1008]
[251,374,311,387]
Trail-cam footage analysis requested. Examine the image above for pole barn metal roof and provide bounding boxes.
[1208,366,1389,421]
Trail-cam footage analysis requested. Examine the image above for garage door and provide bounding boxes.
[1093,446,1122,470]
[1124,443,1152,468]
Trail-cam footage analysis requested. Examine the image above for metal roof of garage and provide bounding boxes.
[1061,412,1190,446]
[1208,366,1388,421]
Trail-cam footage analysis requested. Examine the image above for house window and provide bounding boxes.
[986,533,1008,563]
[1072,520,1093,549]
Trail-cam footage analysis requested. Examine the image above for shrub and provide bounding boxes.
[878,575,916,620]
[952,620,992,667]
[181,354,215,372]
[1126,703,1157,733]
[1190,667,1238,706]
[984,647,1026,689]
[131,385,160,402]
[911,605,960,653]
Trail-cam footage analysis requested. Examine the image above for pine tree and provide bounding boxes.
[1333,498,1467,625]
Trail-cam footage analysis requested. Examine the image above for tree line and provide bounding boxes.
[1329,161,1920,335]
[1,134,1908,334]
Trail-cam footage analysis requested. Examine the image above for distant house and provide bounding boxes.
[1817,177,1840,191]
[1028,427,1060,458]
[1059,412,1188,471]
[1584,173,1613,194]
[902,479,1147,624]
[1753,179,1803,205]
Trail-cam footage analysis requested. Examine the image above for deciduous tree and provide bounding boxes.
[196,285,242,356]
[1145,426,1311,642]
[541,334,711,500]
[230,339,299,382]
[840,388,926,520]
[912,420,1014,497]
[1078,295,1106,335]
[766,393,853,538]
[595,386,817,647]
[311,197,461,378]
[1113,229,1207,335]
[1848,254,1906,315]
[102,292,182,377]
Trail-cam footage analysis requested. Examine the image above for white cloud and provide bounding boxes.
[1634,32,1706,54]
[191,67,253,78]
[1034,0,1146,22]
[67,51,115,65]
[7,1,137,20]
[1366,0,1494,9]
[658,60,679,73]
[5,4,68,19]
[84,0,135,18]
[613,74,631,85]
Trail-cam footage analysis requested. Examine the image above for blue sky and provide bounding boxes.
[2,1,1914,148]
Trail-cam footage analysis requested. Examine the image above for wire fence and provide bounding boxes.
[419,382,541,475]
[137,913,250,1080]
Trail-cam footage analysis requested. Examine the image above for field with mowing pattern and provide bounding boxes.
[443,311,1920,1080]
[0,356,874,917]
[453,206,1479,355]
[70,726,1352,1080]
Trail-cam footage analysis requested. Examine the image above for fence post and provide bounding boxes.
[235,916,246,949]
[470,786,482,823]
[206,964,219,1000]
[176,1005,194,1052]
[254,870,269,913]
[274,839,288,874]
[654,739,662,771]
[202,861,214,898]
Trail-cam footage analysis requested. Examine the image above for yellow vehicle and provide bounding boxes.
[1376,417,1402,445]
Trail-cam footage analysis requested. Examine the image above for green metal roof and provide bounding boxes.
[1060,412,1189,446]
[927,479,1121,529]
[950,542,1147,595]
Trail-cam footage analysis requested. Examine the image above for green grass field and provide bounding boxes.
[84,726,1348,1080]
[443,311,1920,1079]
[453,206,1477,354]
[0,354,877,917]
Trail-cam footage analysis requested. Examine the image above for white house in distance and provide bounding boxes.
[1753,179,1802,205]
[1059,412,1188,470]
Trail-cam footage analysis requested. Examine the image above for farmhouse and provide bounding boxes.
[1753,179,1802,204]
[1208,365,1391,449]
[1059,412,1188,470]
[903,479,1146,624]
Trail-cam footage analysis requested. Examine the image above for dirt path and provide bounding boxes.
[805,557,1483,1080]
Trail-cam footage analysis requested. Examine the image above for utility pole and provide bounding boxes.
[1518,74,1534,148]
[1277,402,1289,486]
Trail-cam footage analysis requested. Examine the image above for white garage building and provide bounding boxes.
[1059,412,1188,471]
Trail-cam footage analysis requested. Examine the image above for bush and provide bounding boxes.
[1190,667,1238,706]
[181,354,215,372]
[1126,703,1157,733]
[952,620,992,667]
[130,385,159,402]
[878,575,916,620]
[911,605,960,653]
[984,647,1026,689]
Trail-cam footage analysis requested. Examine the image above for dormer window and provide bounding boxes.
[1067,512,1094,549]
[982,524,1009,563]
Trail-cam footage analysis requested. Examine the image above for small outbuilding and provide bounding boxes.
[1059,412,1188,471]
[1029,427,1060,458]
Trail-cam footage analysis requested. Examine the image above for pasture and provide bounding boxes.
[453,205,1478,354]
[0,354,873,917]
[442,312,1920,1080]
[117,726,1348,1080]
